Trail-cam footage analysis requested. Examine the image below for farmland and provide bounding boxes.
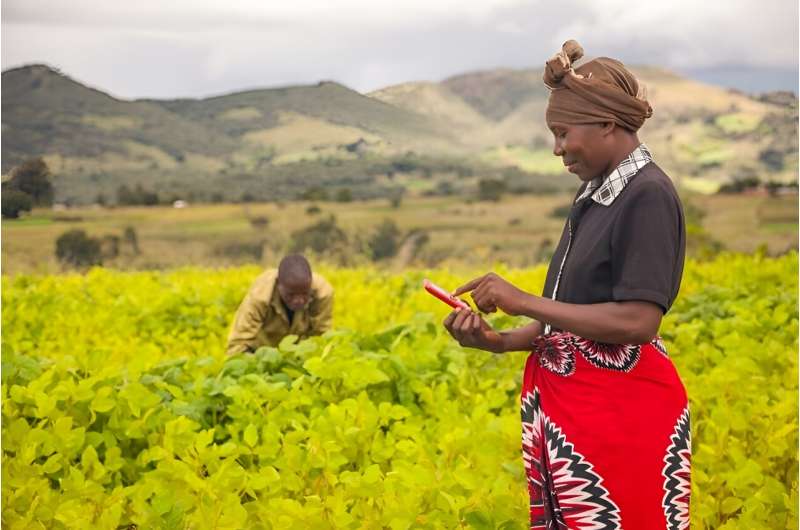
[2,253,797,529]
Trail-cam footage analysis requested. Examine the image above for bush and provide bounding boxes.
[100,235,120,260]
[718,177,761,194]
[1,188,34,218]
[477,178,506,201]
[213,240,263,262]
[549,203,572,219]
[388,187,405,209]
[117,184,159,206]
[249,216,270,230]
[290,215,347,254]
[301,187,328,201]
[682,199,707,226]
[368,219,401,261]
[123,226,140,255]
[759,149,785,172]
[55,229,102,267]
[335,188,353,203]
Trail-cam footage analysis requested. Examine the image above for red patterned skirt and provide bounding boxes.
[521,331,691,529]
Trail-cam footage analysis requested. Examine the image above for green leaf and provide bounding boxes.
[90,387,116,413]
[278,335,300,352]
[243,424,259,448]
[721,496,743,514]
[464,510,493,530]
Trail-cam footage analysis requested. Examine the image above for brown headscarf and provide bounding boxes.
[544,40,652,132]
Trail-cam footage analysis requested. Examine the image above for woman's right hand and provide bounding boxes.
[443,308,505,353]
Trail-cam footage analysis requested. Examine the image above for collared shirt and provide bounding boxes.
[226,270,334,355]
[575,143,653,205]
[542,147,685,314]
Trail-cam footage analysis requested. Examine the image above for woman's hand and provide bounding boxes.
[453,273,532,315]
[443,308,505,353]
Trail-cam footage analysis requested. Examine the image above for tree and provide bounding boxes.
[1,189,34,218]
[6,157,54,206]
[55,230,102,267]
[117,184,160,206]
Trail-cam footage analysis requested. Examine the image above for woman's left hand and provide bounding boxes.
[453,273,531,315]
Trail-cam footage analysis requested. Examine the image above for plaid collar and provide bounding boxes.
[575,144,652,206]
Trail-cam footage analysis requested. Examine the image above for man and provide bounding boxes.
[226,254,333,355]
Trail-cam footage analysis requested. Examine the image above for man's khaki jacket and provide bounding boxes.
[226,270,333,355]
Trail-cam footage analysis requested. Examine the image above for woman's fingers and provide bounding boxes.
[443,307,495,348]
[471,279,495,311]
[472,288,496,313]
[448,308,469,338]
[452,275,485,297]
[471,312,482,333]
[443,310,457,329]
[457,310,474,334]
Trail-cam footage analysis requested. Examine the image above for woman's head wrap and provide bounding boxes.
[544,40,652,132]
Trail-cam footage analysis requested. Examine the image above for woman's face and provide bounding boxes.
[548,122,612,182]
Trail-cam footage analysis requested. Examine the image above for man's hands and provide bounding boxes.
[443,308,505,353]
[453,273,531,316]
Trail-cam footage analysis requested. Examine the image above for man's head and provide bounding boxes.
[544,40,651,181]
[277,254,313,311]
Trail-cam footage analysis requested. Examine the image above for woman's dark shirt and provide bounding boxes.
[542,161,686,313]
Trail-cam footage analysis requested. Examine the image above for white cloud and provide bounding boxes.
[2,0,797,98]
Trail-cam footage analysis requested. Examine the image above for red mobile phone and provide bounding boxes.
[423,279,471,310]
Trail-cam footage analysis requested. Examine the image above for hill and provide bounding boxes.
[2,63,797,204]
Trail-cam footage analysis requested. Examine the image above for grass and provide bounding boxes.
[3,217,53,227]
[2,193,796,276]
[715,113,762,135]
[480,146,564,175]
[681,177,721,194]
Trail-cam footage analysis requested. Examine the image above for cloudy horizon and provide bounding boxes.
[3,0,798,100]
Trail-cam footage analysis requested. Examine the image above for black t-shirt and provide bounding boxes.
[542,162,686,313]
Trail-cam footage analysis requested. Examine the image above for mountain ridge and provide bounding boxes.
[2,63,796,203]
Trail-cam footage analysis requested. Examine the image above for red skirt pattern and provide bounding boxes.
[521,332,691,529]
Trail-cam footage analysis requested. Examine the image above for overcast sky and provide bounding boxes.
[2,0,798,99]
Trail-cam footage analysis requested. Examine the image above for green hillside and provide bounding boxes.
[2,63,797,204]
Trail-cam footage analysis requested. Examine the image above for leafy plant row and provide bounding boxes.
[2,252,797,529]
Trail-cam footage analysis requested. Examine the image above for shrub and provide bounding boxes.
[477,178,506,201]
[249,216,270,230]
[55,229,102,267]
[123,226,140,255]
[335,188,353,203]
[1,188,33,218]
[290,215,347,254]
[368,219,401,261]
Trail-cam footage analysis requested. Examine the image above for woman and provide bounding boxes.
[443,40,690,530]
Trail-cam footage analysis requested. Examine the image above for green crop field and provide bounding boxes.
[2,253,797,529]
